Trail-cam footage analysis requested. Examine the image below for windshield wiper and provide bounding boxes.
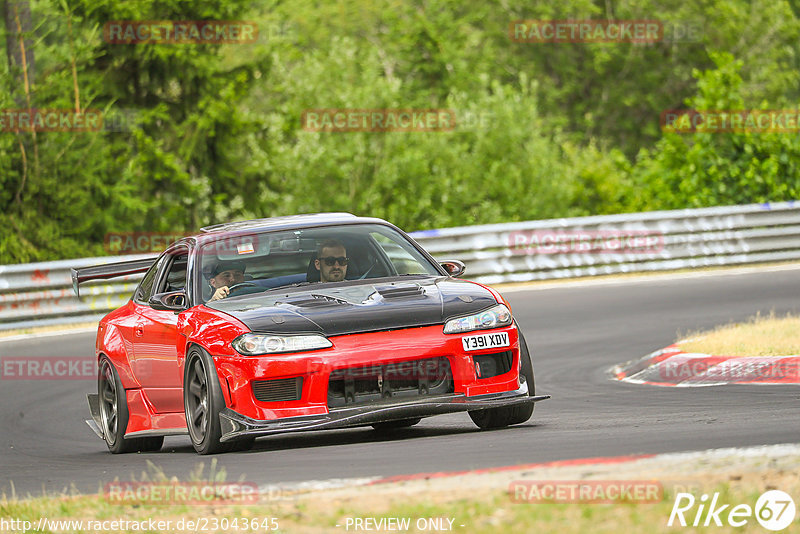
[265,281,314,292]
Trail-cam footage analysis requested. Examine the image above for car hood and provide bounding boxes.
[204,277,499,336]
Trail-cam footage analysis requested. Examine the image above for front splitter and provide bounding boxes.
[219,384,550,442]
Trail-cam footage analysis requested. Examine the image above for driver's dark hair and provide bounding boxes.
[317,238,346,258]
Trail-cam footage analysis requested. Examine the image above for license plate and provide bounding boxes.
[462,332,510,352]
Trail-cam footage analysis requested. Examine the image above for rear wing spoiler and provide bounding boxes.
[71,257,155,297]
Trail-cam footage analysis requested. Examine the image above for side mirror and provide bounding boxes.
[439,260,466,278]
[149,291,188,312]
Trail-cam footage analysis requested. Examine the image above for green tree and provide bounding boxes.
[633,52,800,210]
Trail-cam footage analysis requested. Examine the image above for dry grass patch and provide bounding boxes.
[678,313,800,357]
[2,469,798,533]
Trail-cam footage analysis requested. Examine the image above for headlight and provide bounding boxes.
[443,304,512,334]
[232,333,332,355]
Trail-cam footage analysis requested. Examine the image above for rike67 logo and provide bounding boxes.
[669,490,796,531]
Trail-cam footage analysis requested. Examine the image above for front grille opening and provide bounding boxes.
[328,357,453,408]
[252,376,303,402]
[474,351,513,379]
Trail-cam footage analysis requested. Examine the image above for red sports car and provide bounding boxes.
[73,214,548,454]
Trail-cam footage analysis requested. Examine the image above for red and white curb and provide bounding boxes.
[611,344,800,387]
[365,454,655,485]
[258,453,656,494]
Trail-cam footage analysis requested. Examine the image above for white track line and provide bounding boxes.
[496,262,800,293]
[0,326,97,343]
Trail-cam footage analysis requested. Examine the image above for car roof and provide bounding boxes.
[188,213,397,246]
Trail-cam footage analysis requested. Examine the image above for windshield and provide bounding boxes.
[196,223,440,303]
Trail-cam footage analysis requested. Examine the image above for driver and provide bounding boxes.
[207,260,246,301]
[314,239,348,282]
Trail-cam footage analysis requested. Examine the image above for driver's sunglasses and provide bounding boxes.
[320,256,349,266]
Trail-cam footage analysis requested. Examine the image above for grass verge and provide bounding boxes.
[0,480,789,533]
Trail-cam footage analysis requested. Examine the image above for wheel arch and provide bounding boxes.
[97,323,139,389]
[182,342,234,407]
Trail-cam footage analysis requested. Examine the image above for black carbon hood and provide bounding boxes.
[204,277,499,336]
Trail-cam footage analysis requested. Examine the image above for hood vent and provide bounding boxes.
[376,284,424,299]
[279,294,348,308]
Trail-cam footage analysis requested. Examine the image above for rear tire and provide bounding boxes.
[469,328,535,430]
[371,418,421,431]
[98,357,164,453]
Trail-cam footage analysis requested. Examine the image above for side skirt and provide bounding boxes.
[86,393,188,441]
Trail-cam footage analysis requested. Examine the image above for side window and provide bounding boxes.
[156,250,189,294]
[133,257,164,303]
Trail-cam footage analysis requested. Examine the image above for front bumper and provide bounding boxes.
[218,380,550,442]
[214,324,528,422]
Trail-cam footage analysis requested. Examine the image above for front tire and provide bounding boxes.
[184,347,237,454]
[469,329,535,430]
[98,357,163,453]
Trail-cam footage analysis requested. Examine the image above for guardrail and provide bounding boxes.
[0,254,154,331]
[1,201,798,330]
[410,200,800,284]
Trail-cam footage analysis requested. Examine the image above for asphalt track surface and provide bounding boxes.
[2,267,800,496]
